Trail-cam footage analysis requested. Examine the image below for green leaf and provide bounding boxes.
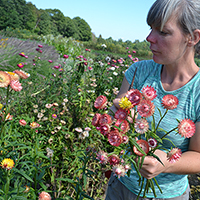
[13,168,34,183]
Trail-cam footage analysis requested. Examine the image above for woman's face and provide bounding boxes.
[146,16,190,65]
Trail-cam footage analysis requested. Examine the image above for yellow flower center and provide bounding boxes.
[119,97,132,110]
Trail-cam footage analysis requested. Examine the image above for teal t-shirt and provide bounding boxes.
[119,60,200,198]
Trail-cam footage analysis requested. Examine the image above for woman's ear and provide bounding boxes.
[188,29,200,46]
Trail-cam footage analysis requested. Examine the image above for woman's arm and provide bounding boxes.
[138,121,200,179]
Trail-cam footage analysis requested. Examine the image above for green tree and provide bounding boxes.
[38,9,52,35]
[73,17,92,41]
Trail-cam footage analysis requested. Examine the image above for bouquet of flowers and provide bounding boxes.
[92,85,196,199]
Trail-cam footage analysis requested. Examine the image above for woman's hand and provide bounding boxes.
[137,150,170,179]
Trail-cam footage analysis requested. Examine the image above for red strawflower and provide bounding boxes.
[108,154,120,165]
[115,119,129,134]
[178,119,196,138]
[92,113,101,127]
[167,148,182,163]
[114,109,128,120]
[141,85,157,100]
[99,124,111,136]
[99,114,112,125]
[162,94,179,110]
[39,191,51,200]
[94,95,108,109]
[133,139,149,156]
[137,99,155,118]
[126,89,142,106]
[107,129,122,146]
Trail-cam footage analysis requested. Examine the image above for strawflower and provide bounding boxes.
[14,69,30,79]
[167,148,182,163]
[1,158,14,170]
[178,119,196,138]
[119,97,133,110]
[108,154,120,165]
[107,129,122,146]
[0,71,11,87]
[5,71,19,81]
[52,114,57,119]
[137,99,155,118]
[96,150,108,164]
[148,138,157,148]
[17,63,24,68]
[134,118,149,134]
[115,119,130,134]
[162,94,179,110]
[114,109,128,120]
[30,122,40,129]
[99,113,112,125]
[94,95,108,109]
[126,89,142,106]
[142,85,157,100]
[112,164,126,178]
[19,119,27,126]
[39,191,51,200]
[10,80,23,91]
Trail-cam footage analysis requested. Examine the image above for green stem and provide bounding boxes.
[156,109,168,130]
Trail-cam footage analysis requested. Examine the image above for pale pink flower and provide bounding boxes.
[112,164,126,178]
[13,70,30,79]
[39,191,51,200]
[19,119,27,126]
[96,150,108,164]
[178,119,196,138]
[5,113,13,121]
[10,80,22,91]
[75,127,83,132]
[167,148,182,163]
[142,85,157,100]
[134,118,149,134]
[45,104,52,109]
[162,94,179,110]
[0,71,11,87]
[137,99,155,118]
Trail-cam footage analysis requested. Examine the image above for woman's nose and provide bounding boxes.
[146,30,155,43]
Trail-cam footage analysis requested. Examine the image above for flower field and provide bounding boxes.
[0,35,199,200]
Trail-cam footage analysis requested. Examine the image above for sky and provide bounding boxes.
[26,0,156,42]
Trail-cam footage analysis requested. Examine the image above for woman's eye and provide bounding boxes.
[159,31,167,35]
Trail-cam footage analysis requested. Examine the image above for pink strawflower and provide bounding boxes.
[52,114,57,119]
[114,109,128,120]
[88,66,93,70]
[133,50,136,53]
[38,44,43,48]
[99,114,112,125]
[178,119,196,138]
[108,154,120,165]
[96,150,108,164]
[167,148,182,163]
[137,99,155,118]
[54,65,60,69]
[48,60,53,63]
[63,55,69,59]
[107,129,122,146]
[126,89,142,106]
[162,94,179,110]
[142,85,157,100]
[19,52,25,57]
[39,191,51,200]
[94,95,108,109]
[115,119,129,134]
[17,63,24,68]
[92,113,101,127]
[19,119,27,126]
[148,138,157,148]
[10,80,23,91]
[134,118,149,134]
[112,164,126,178]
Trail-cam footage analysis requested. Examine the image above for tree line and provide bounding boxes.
[0,0,92,41]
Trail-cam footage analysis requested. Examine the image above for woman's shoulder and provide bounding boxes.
[125,60,161,85]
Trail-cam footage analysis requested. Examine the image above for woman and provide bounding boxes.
[105,0,200,199]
